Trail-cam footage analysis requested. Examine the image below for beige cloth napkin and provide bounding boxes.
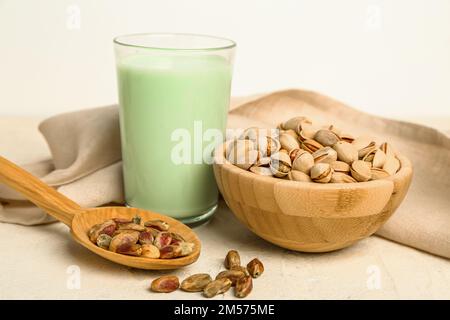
[1,89,449,259]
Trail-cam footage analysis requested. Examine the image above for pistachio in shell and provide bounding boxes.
[380,142,395,158]
[350,160,372,182]
[371,149,387,168]
[330,160,350,173]
[358,142,377,159]
[340,133,355,143]
[249,166,273,176]
[255,135,281,157]
[292,149,314,174]
[287,170,312,182]
[332,141,358,164]
[383,156,400,175]
[279,133,300,152]
[314,129,340,147]
[371,168,390,180]
[269,151,292,177]
[298,123,319,141]
[226,139,259,170]
[352,136,376,152]
[310,163,333,183]
[288,148,303,162]
[330,172,357,183]
[312,146,338,164]
[301,139,324,154]
[279,116,311,132]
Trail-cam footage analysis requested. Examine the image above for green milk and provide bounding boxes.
[117,54,232,222]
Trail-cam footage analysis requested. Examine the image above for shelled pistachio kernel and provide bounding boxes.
[96,234,112,249]
[132,215,141,225]
[181,274,212,292]
[144,219,169,231]
[151,275,179,293]
[159,245,182,259]
[224,250,241,269]
[247,258,264,278]
[216,270,246,286]
[141,244,160,258]
[154,232,172,249]
[203,278,232,298]
[231,265,250,276]
[235,275,253,298]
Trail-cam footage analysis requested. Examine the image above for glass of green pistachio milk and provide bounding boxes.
[114,33,235,224]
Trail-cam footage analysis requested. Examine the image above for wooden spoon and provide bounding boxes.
[0,156,201,270]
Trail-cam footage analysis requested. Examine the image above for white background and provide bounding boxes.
[0,0,449,118]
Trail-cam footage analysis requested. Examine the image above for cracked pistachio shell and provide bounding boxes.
[239,127,262,141]
[340,133,355,143]
[280,116,312,131]
[301,139,324,154]
[380,142,395,158]
[288,170,312,182]
[310,163,333,183]
[288,148,304,162]
[283,129,299,140]
[255,135,281,157]
[371,168,390,180]
[332,141,358,164]
[330,172,357,183]
[312,146,338,164]
[292,150,314,174]
[314,129,340,147]
[269,151,292,177]
[298,123,320,141]
[371,149,387,168]
[350,160,372,182]
[253,156,271,167]
[352,136,376,153]
[330,160,350,173]
[226,139,254,159]
[383,156,400,175]
[249,166,273,176]
[358,142,377,159]
[279,133,300,152]
[226,139,259,170]
[327,124,342,136]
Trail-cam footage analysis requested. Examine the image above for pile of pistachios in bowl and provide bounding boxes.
[225,116,401,183]
[88,216,195,258]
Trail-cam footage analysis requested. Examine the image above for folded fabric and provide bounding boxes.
[1,89,449,259]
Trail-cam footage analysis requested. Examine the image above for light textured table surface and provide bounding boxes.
[0,115,449,300]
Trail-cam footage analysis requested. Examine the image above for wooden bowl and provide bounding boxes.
[213,143,413,252]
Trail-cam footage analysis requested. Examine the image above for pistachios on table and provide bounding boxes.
[226,116,401,183]
[150,250,264,298]
[88,216,195,259]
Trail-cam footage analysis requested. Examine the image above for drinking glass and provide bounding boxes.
[114,33,236,224]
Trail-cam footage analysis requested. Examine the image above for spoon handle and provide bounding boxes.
[0,156,82,226]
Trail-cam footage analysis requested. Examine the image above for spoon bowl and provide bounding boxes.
[0,156,201,270]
